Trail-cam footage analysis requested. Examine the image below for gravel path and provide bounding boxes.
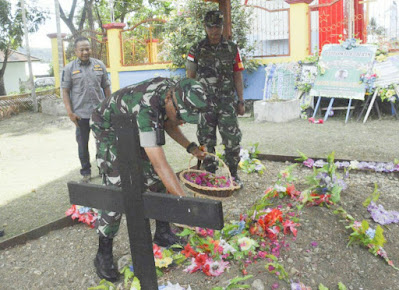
[0,112,398,289]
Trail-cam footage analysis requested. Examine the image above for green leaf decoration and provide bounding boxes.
[87,279,116,290]
[373,226,386,248]
[295,150,309,162]
[363,183,380,207]
[318,283,329,290]
[131,276,141,290]
[177,228,195,237]
[361,220,369,233]
[338,282,347,290]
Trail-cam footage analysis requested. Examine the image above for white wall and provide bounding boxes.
[2,62,28,94]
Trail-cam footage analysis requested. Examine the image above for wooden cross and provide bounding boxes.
[67,115,224,289]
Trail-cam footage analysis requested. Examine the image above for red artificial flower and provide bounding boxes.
[266,226,280,240]
[195,253,208,266]
[249,224,260,236]
[202,263,212,276]
[153,244,163,259]
[283,219,300,237]
[263,209,283,228]
[182,243,197,258]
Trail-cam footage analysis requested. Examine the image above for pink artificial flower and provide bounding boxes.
[195,227,208,237]
[303,158,315,168]
[203,259,229,276]
[65,205,76,216]
[257,251,268,259]
[283,219,300,236]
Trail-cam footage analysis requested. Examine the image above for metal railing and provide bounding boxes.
[0,88,60,120]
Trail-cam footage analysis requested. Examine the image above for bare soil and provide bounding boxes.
[0,112,398,289]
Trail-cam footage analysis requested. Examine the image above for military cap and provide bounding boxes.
[174,78,207,124]
[204,10,224,27]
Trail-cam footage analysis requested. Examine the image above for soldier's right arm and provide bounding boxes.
[185,46,197,79]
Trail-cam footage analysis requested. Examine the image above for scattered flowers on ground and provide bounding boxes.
[308,117,323,124]
[239,143,266,174]
[302,157,399,173]
[159,282,192,290]
[334,207,399,270]
[65,205,97,228]
[368,201,399,225]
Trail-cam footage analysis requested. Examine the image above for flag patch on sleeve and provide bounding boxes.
[233,49,244,72]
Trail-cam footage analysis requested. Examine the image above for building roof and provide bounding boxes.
[0,50,41,63]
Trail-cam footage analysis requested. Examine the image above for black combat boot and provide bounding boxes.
[94,236,119,282]
[153,221,185,248]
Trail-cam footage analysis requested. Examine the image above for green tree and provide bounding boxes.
[163,0,258,71]
[0,0,48,95]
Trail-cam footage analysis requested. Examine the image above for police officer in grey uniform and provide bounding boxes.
[62,36,111,182]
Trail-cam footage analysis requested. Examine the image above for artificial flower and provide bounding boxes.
[182,243,197,258]
[237,237,257,251]
[283,220,300,237]
[202,259,229,276]
[159,281,192,290]
[367,201,399,225]
[155,256,173,268]
[153,244,163,259]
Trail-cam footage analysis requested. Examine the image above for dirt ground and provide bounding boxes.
[0,111,399,289]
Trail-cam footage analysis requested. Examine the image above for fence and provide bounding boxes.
[0,88,60,120]
[244,0,290,57]
[309,0,399,53]
[120,19,168,66]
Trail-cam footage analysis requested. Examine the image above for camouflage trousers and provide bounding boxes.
[95,148,165,238]
[197,97,242,175]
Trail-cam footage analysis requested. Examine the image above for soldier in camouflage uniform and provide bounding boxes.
[91,77,207,281]
[186,10,245,187]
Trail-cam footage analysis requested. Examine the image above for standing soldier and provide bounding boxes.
[91,77,207,281]
[186,10,245,187]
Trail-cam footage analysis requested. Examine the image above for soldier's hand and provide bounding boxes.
[192,146,206,160]
[68,112,81,126]
[237,102,245,116]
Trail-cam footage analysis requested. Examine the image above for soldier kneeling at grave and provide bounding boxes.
[91,77,207,281]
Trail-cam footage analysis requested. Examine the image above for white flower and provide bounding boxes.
[274,184,286,193]
[240,149,250,161]
[349,160,359,169]
[219,238,237,254]
[159,281,192,290]
[237,237,256,251]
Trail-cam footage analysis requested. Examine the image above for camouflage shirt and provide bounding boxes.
[186,36,244,98]
[91,77,175,177]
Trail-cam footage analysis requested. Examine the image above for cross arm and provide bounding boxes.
[68,182,224,230]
